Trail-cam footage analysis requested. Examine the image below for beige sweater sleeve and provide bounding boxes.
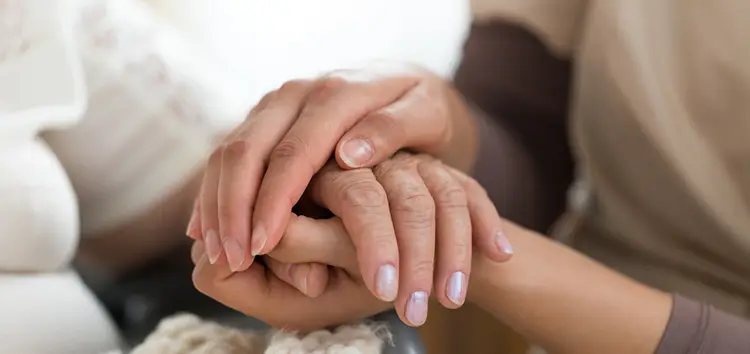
[469,0,589,57]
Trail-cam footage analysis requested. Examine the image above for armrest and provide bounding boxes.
[372,311,426,354]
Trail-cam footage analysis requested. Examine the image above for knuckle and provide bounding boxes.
[374,156,416,180]
[464,177,489,198]
[339,179,388,209]
[372,159,398,179]
[410,258,435,282]
[315,76,348,95]
[396,192,435,214]
[392,192,435,229]
[259,89,277,103]
[434,182,468,210]
[208,146,224,166]
[271,134,309,162]
[249,90,277,115]
[307,77,348,104]
[220,140,249,162]
[278,79,310,94]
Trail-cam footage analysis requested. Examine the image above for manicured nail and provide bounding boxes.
[186,212,199,238]
[340,138,374,167]
[291,264,310,295]
[376,264,398,301]
[406,291,429,326]
[204,230,222,264]
[251,225,267,256]
[495,230,513,255]
[223,238,245,272]
[446,272,466,305]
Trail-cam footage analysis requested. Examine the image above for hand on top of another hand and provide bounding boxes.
[191,153,512,328]
[185,62,479,275]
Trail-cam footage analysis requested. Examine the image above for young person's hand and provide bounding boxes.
[186,62,480,276]
[191,214,387,332]
[191,154,511,327]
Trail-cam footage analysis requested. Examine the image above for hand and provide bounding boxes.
[191,214,389,332]
[186,62,479,276]
[192,154,512,328]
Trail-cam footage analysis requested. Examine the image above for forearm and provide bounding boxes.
[469,221,671,354]
[454,21,574,232]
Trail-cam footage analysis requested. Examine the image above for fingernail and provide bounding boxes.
[186,213,199,238]
[406,291,429,326]
[495,230,513,255]
[291,264,310,295]
[204,230,222,264]
[376,264,398,301]
[340,138,374,167]
[446,271,466,305]
[251,225,267,256]
[223,238,246,272]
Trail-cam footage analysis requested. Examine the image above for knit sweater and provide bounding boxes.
[126,314,387,354]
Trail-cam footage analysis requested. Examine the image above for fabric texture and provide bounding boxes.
[656,295,750,354]
[36,0,470,235]
[454,21,574,232]
[469,0,588,57]
[42,0,251,234]
[473,0,750,317]
[128,314,386,354]
[470,0,750,352]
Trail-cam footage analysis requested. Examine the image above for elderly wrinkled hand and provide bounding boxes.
[191,153,510,329]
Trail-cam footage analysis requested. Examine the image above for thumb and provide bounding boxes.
[335,83,449,169]
[269,214,359,272]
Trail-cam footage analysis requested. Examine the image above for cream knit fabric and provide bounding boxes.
[128,314,387,354]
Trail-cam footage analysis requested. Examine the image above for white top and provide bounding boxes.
[0,0,469,352]
[45,0,470,235]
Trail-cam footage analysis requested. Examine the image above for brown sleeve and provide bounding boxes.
[454,21,574,232]
[656,294,750,354]
[470,105,544,231]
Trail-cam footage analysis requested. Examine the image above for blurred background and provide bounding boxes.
[4,0,748,353]
[0,0,526,353]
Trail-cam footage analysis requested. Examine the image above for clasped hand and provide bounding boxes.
[187,62,512,329]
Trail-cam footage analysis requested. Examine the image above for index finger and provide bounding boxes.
[249,75,418,257]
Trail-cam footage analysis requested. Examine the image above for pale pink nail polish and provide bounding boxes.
[376,264,398,301]
[446,272,466,305]
[204,230,222,264]
[223,238,245,272]
[495,231,513,255]
[406,291,428,326]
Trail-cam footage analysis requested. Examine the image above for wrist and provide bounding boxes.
[465,221,673,354]
[466,236,522,312]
